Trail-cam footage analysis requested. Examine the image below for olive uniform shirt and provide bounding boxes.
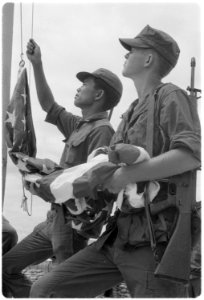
[96,83,201,249]
[45,102,114,168]
[45,102,115,240]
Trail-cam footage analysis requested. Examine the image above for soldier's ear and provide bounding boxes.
[95,89,104,101]
[144,54,153,67]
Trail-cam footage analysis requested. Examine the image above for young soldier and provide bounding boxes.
[3,40,122,297]
[29,25,201,298]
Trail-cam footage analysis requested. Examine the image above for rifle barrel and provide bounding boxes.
[190,57,195,96]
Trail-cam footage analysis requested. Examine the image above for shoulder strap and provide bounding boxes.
[145,84,167,258]
[146,97,155,157]
[146,84,167,157]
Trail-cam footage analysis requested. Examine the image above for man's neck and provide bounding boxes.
[81,107,104,119]
[133,74,162,101]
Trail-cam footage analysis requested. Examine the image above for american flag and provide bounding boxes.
[5,67,36,164]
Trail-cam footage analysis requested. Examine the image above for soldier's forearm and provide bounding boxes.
[32,62,55,112]
[120,148,200,183]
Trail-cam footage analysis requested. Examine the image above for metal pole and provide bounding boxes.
[2,3,14,208]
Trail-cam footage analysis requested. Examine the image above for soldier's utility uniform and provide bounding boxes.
[29,26,201,298]
[3,100,115,297]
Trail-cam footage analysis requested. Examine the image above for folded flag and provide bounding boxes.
[22,145,160,237]
[24,151,119,212]
[24,150,118,238]
[115,146,160,212]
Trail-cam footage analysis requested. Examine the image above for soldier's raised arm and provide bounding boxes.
[26,39,54,112]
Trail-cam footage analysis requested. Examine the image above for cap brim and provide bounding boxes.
[76,71,97,82]
[119,38,150,51]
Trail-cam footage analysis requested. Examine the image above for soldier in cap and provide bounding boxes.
[29,25,200,298]
[3,39,122,298]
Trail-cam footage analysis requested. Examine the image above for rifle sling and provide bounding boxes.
[146,92,155,158]
[145,87,168,259]
[145,91,157,253]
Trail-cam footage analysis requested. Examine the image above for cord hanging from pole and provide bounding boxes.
[19,3,25,68]
[31,2,34,39]
[28,2,34,86]
[19,2,35,216]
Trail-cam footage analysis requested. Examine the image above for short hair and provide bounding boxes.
[153,50,174,78]
[93,77,121,111]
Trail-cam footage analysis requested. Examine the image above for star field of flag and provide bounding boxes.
[5,67,37,164]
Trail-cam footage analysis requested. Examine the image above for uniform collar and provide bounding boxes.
[82,111,108,122]
[76,111,109,128]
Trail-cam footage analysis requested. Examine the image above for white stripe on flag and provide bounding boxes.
[50,154,108,204]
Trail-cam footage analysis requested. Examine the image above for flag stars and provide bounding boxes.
[5,111,16,127]
[42,164,50,174]
[21,90,27,105]
[21,116,26,130]
[16,159,31,172]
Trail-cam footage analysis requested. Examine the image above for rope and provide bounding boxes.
[28,2,34,86]
[21,175,32,216]
[19,3,25,67]
[31,2,34,39]
[19,2,35,216]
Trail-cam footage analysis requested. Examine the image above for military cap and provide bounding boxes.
[119,25,180,68]
[77,68,123,97]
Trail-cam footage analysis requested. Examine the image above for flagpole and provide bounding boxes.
[2,3,14,208]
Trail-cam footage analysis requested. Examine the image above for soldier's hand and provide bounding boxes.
[26,39,42,65]
[108,144,141,165]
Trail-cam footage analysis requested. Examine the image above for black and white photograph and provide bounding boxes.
[2,0,202,297]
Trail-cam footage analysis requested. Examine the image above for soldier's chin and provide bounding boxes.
[74,98,81,107]
[122,69,129,77]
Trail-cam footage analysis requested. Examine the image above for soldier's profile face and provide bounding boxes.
[74,77,97,108]
[122,48,146,78]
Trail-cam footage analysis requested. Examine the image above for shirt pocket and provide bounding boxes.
[62,132,88,167]
[127,111,147,146]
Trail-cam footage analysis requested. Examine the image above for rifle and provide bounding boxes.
[187,57,201,101]
[150,58,201,283]
[151,172,196,283]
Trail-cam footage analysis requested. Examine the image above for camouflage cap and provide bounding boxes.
[119,25,180,68]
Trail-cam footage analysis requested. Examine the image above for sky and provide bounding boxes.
[2,0,203,240]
